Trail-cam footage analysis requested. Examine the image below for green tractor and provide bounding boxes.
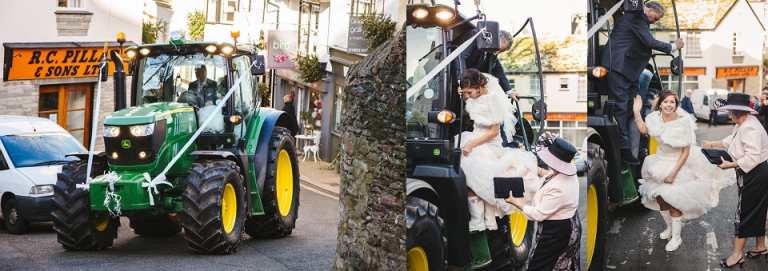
[405,2,547,270]
[52,39,300,254]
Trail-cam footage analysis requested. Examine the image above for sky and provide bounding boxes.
[439,0,587,38]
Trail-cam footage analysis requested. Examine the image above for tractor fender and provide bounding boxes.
[585,122,624,203]
[250,109,299,195]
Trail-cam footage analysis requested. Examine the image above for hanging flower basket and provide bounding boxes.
[295,54,323,83]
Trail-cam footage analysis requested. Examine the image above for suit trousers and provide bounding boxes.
[608,71,639,150]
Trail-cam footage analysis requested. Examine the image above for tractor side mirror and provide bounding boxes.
[532,100,547,122]
[250,55,266,75]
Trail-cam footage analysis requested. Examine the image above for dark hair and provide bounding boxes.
[730,110,749,118]
[654,90,679,111]
[459,69,488,89]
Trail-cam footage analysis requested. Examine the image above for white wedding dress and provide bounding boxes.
[458,74,541,231]
[638,109,736,219]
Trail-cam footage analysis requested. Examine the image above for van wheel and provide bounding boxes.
[587,143,609,270]
[3,198,29,234]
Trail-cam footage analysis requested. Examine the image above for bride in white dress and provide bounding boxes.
[457,69,541,268]
[633,90,735,252]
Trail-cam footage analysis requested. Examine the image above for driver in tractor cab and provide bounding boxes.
[186,64,219,107]
[599,1,684,165]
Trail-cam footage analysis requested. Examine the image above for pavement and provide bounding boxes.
[297,157,341,197]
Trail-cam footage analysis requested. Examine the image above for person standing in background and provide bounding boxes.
[680,89,694,114]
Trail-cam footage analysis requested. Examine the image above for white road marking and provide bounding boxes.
[301,184,339,200]
[700,220,719,267]
[609,218,625,234]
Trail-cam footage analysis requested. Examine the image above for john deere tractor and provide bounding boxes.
[52,38,300,254]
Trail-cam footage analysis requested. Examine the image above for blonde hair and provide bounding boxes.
[283,94,292,102]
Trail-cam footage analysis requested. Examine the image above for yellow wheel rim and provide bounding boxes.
[587,184,598,269]
[221,183,237,233]
[93,213,110,232]
[407,247,429,271]
[509,210,528,246]
[276,149,294,217]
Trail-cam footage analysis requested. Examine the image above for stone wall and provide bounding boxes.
[334,27,406,270]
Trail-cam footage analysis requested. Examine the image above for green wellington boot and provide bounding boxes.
[469,231,492,270]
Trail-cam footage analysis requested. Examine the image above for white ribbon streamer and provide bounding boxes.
[586,0,624,40]
[77,60,108,190]
[406,27,485,99]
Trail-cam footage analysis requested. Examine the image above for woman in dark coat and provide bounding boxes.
[282,94,297,123]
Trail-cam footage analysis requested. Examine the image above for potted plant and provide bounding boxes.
[187,10,205,41]
[295,54,323,83]
[360,12,396,51]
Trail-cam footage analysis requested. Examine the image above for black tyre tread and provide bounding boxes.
[587,142,609,271]
[181,159,245,254]
[129,213,182,237]
[406,196,445,271]
[245,127,300,238]
[482,216,534,271]
[52,159,119,251]
[3,198,29,234]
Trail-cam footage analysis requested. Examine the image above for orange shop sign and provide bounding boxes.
[716,66,759,78]
[5,47,126,81]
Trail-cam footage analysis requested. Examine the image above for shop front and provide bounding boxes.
[714,66,760,94]
[2,42,134,150]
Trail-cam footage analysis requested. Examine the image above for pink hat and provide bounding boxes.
[537,137,577,176]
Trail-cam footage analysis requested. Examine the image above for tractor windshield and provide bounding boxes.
[406,27,444,139]
[135,53,228,107]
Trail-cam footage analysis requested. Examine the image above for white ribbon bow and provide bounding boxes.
[141,172,172,206]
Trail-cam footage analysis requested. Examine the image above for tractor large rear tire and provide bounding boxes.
[52,160,119,251]
[587,142,609,271]
[181,159,246,254]
[245,127,300,238]
[483,214,534,270]
[406,196,445,271]
[129,212,182,237]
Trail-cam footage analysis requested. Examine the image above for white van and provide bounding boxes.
[689,89,731,123]
[0,115,86,234]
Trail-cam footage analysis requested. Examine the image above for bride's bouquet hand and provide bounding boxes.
[664,173,676,184]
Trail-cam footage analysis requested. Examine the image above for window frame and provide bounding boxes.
[685,32,702,57]
[205,0,240,25]
[57,0,85,10]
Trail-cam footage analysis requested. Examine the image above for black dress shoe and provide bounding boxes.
[620,149,640,165]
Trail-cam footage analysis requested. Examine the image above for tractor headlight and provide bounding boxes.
[104,125,121,137]
[220,45,235,56]
[129,124,155,137]
[29,185,53,195]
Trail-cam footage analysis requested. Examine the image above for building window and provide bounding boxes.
[685,32,702,56]
[559,77,569,90]
[578,75,587,100]
[38,84,93,147]
[299,1,320,55]
[206,0,239,24]
[660,75,699,93]
[543,120,587,151]
[58,0,84,9]
[509,78,515,92]
[732,32,742,56]
[350,0,384,15]
[529,76,544,96]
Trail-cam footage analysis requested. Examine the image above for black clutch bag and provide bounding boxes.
[701,148,733,165]
[494,177,525,199]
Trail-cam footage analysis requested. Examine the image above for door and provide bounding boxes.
[38,84,93,148]
[727,79,745,93]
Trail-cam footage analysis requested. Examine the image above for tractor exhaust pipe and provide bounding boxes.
[110,50,126,111]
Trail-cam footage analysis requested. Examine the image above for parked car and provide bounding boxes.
[0,115,86,234]
[573,150,585,177]
[690,89,732,123]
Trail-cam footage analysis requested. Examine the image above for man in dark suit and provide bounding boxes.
[454,29,519,101]
[600,1,684,164]
[187,64,219,107]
